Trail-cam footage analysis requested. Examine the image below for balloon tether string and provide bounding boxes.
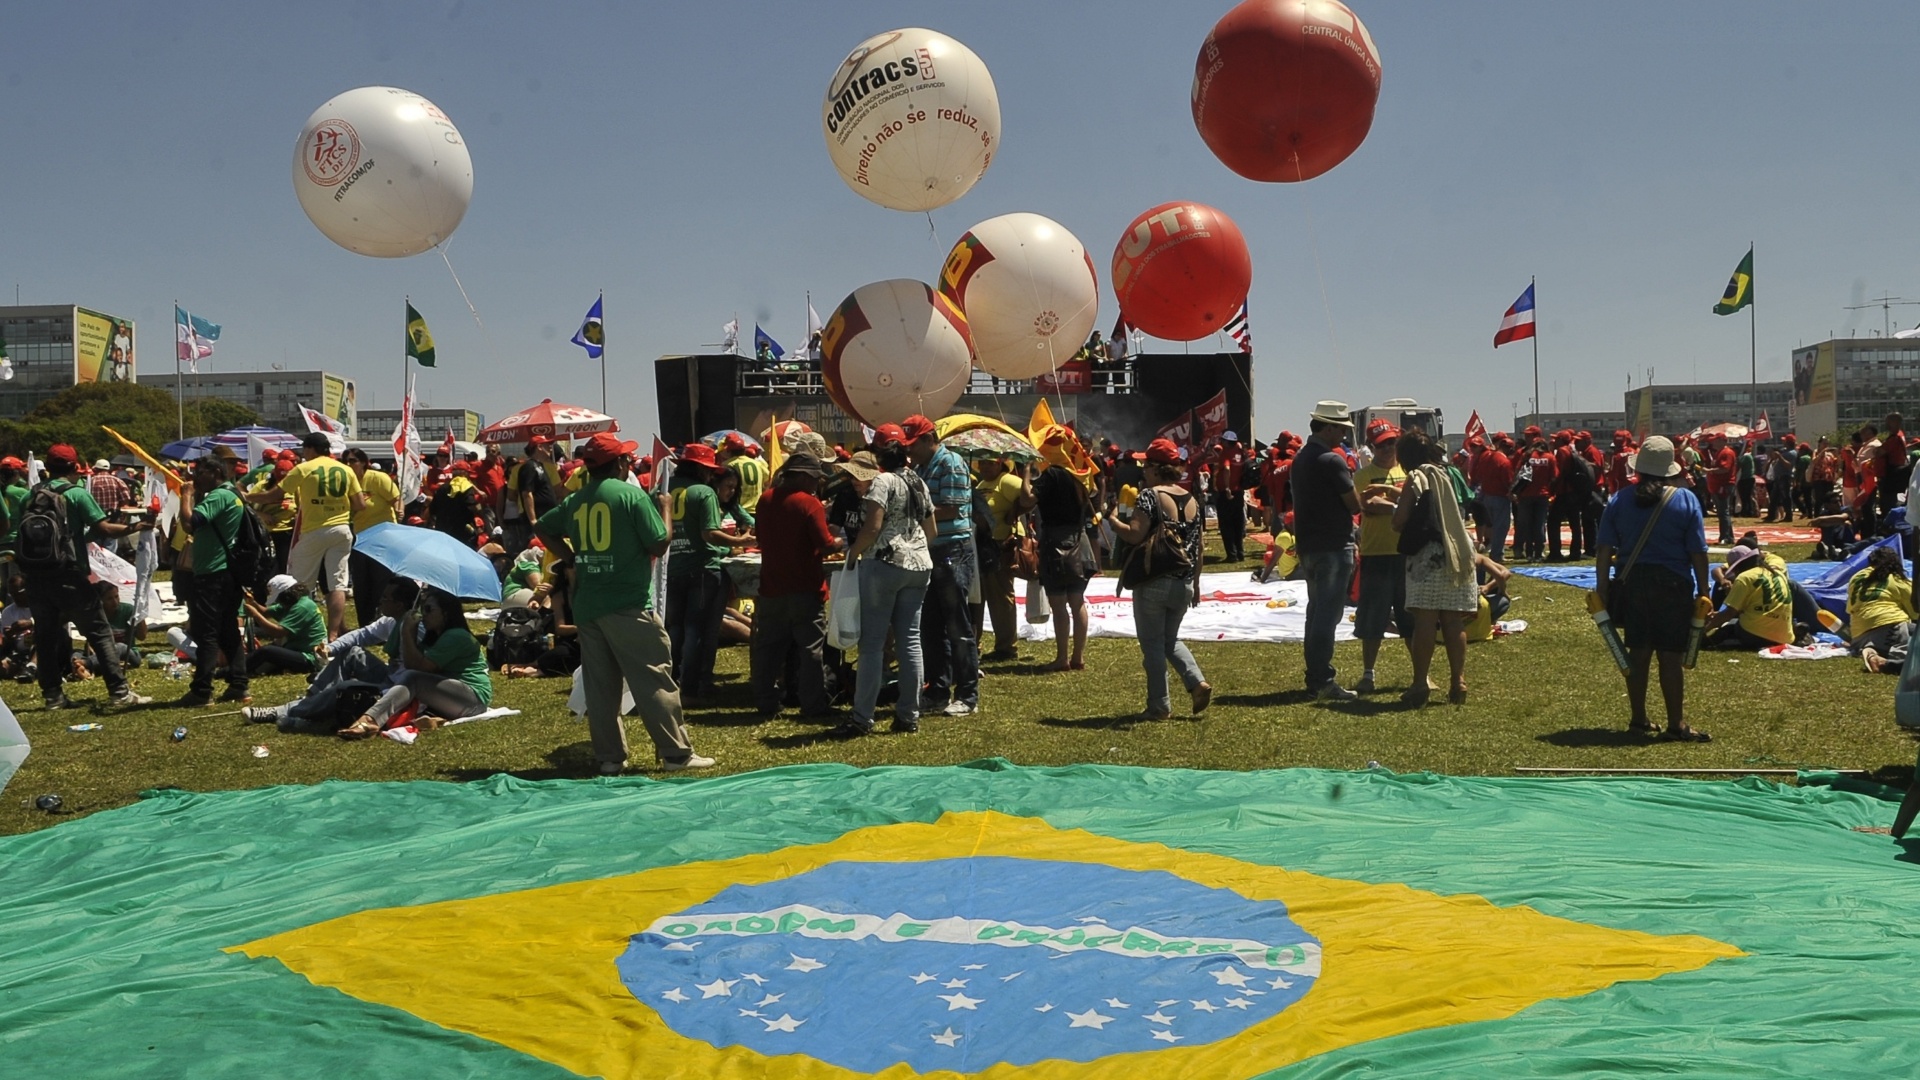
[438,242,504,369]
[1294,152,1349,402]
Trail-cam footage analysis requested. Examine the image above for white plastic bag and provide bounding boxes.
[0,696,28,797]
[827,561,863,651]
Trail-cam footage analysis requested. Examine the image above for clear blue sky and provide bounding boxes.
[7,1,1918,438]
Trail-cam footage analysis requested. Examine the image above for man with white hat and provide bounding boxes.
[1291,401,1363,701]
[1594,435,1713,742]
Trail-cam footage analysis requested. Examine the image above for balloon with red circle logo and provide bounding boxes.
[939,213,1099,381]
[1110,203,1252,342]
[820,280,974,425]
[1191,0,1383,182]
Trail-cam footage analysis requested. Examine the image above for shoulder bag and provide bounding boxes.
[1119,488,1195,590]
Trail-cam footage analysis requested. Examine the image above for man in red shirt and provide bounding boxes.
[1607,431,1636,494]
[1513,433,1557,561]
[749,452,842,717]
[1705,434,1738,545]
[1208,432,1250,562]
[1470,432,1516,563]
[1878,413,1908,524]
[1549,431,1587,561]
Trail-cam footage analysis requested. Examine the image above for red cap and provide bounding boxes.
[450,461,475,476]
[1613,429,1633,442]
[1466,435,1487,449]
[1523,425,1543,437]
[1781,434,1797,447]
[527,434,556,446]
[871,423,908,448]
[1365,418,1399,446]
[1575,430,1593,442]
[899,414,938,442]
[722,432,749,452]
[0,456,23,469]
[675,442,718,470]
[1144,438,1184,464]
[47,444,79,465]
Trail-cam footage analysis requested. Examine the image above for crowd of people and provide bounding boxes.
[1,400,1915,767]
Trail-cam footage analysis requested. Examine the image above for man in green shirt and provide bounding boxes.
[0,455,28,558]
[664,442,753,700]
[175,454,252,707]
[22,444,153,709]
[536,433,712,775]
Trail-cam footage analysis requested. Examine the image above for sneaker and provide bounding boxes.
[1316,682,1358,702]
[943,700,976,717]
[107,690,153,708]
[176,689,213,708]
[827,720,874,739]
[661,753,716,771]
[891,716,920,734]
[1354,673,1377,694]
[219,686,253,704]
[598,761,626,776]
[241,706,280,723]
[42,694,72,710]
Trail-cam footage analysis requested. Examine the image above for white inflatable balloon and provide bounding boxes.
[822,28,1001,212]
[292,86,474,258]
[821,280,974,425]
[939,213,1099,381]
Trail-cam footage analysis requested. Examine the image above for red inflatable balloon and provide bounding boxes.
[1111,202,1252,342]
[1192,0,1383,182]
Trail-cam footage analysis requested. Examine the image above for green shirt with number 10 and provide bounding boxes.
[536,478,668,624]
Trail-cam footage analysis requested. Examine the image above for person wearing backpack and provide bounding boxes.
[1115,438,1211,721]
[19,443,154,709]
[174,454,254,707]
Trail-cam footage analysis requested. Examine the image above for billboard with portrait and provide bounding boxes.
[323,373,358,438]
[73,308,134,385]
[1792,344,1834,407]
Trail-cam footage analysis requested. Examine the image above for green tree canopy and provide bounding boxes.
[0,382,259,462]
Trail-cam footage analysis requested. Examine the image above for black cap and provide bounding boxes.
[301,431,334,453]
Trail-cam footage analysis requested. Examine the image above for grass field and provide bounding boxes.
[5,533,1916,835]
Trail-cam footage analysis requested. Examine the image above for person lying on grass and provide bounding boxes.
[1847,545,1915,674]
[339,586,493,740]
[243,578,419,734]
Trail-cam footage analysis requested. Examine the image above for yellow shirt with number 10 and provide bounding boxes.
[284,456,362,531]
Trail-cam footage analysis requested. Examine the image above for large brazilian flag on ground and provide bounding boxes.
[7,760,1918,1076]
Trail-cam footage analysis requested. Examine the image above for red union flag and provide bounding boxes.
[1196,389,1230,444]
[1465,410,1487,445]
[1153,413,1192,447]
[1751,411,1771,439]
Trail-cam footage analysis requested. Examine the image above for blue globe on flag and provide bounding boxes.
[617,856,1322,1073]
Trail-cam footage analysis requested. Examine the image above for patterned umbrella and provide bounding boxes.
[478,400,618,445]
[701,429,762,450]
[213,426,302,452]
[942,426,1041,462]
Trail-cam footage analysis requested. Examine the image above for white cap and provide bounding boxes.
[264,574,300,605]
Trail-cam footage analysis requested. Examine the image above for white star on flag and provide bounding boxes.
[1076,916,1108,924]
[931,1027,963,1047]
[739,973,768,985]
[663,942,699,951]
[1066,1008,1114,1029]
[1225,997,1253,1009]
[761,1013,805,1033]
[661,988,688,1003]
[1190,1000,1218,1013]
[1035,1004,1055,1013]
[696,978,737,999]
[1151,1030,1184,1043]
[1142,1011,1176,1025]
[737,1009,762,1018]
[961,963,987,970]
[1156,999,1179,1007]
[1211,967,1253,987]
[1268,976,1294,989]
[1000,972,1024,982]
[938,992,984,1011]
[910,972,938,984]
[942,978,969,988]
[755,994,783,1007]
[786,955,825,972]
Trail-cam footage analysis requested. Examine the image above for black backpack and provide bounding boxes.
[16,481,81,573]
[206,487,273,596]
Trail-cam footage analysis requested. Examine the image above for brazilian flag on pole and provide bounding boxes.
[406,301,436,367]
[7,761,1920,1076]
[1713,248,1754,315]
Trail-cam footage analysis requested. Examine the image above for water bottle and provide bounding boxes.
[1586,591,1631,673]
[167,626,197,661]
[1681,596,1714,670]
[171,727,188,742]
[67,723,103,732]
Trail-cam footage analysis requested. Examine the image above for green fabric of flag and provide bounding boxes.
[1713,249,1754,315]
[405,302,436,367]
[4,761,1916,1077]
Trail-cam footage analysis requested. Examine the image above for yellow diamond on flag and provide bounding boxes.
[233,812,1740,1078]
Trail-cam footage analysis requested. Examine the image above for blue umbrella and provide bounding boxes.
[352,523,502,603]
[160,436,217,461]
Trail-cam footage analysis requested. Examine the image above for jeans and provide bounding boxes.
[1479,494,1512,565]
[665,566,727,697]
[1300,546,1355,690]
[921,542,979,708]
[276,645,391,733]
[1515,496,1550,557]
[184,570,247,698]
[27,571,130,700]
[1550,494,1585,559]
[1213,491,1246,561]
[1133,574,1204,715]
[854,558,930,727]
[349,549,395,628]
[1738,477,1756,518]
[750,592,829,714]
[247,644,317,677]
[1712,487,1735,542]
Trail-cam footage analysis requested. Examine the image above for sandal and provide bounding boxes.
[1627,720,1658,736]
[339,717,381,741]
[1662,725,1712,743]
[1447,686,1468,706]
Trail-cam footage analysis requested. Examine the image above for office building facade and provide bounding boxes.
[0,304,138,418]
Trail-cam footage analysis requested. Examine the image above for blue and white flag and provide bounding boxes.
[754,325,785,360]
[571,294,604,359]
[175,306,221,372]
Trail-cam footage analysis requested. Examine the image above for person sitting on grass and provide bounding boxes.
[1705,547,1801,650]
[339,586,492,740]
[87,579,141,673]
[244,578,419,733]
[503,560,581,679]
[0,575,35,680]
[244,575,328,677]
[1848,545,1915,673]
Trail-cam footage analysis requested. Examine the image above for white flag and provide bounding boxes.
[804,302,824,360]
[392,374,427,504]
[720,318,740,354]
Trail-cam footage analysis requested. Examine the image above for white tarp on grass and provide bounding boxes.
[1013,573,1358,644]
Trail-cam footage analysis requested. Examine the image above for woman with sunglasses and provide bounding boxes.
[339,585,492,739]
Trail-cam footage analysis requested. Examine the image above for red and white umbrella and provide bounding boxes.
[478,399,619,445]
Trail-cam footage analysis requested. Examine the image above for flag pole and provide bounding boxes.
[403,294,410,408]
[174,299,184,439]
[1747,243,1756,421]
[1530,276,1539,422]
[598,290,607,415]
